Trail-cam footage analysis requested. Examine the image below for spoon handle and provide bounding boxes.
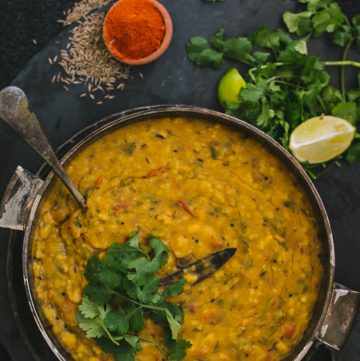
[0,86,86,209]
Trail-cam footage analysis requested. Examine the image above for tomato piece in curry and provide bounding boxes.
[32,118,324,361]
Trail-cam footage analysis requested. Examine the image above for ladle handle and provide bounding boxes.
[0,86,86,208]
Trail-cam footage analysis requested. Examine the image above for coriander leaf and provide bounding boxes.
[127,257,160,286]
[352,14,360,49]
[124,335,141,349]
[150,302,183,339]
[149,236,169,267]
[210,28,225,51]
[353,14,360,26]
[126,233,140,248]
[210,29,257,64]
[125,142,136,155]
[348,88,360,102]
[303,0,331,11]
[301,57,329,86]
[104,310,129,335]
[79,296,99,319]
[164,331,192,361]
[122,278,142,300]
[253,51,270,64]
[345,138,360,164]
[285,99,304,129]
[283,11,313,36]
[104,245,141,273]
[141,277,161,301]
[226,101,261,123]
[98,268,122,289]
[84,283,113,304]
[113,343,136,361]
[239,82,267,103]
[84,255,102,284]
[250,26,280,50]
[312,3,345,36]
[125,305,144,332]
[294,39,308,55]
[222,37,254,64]
[186,36,224,69]
[169,339,192,361]
[77,312,105,338]
[164,279,186,297]
[333,25,353,47]
[322,85,343,108]
[278,43,308,63]
[256,101,274,128]
[275,28,294,47]
[332,101,358,124]
[166,309,182,340]
[210,145,218,159]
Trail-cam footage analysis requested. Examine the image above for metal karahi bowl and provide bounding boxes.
[0,105,359,361]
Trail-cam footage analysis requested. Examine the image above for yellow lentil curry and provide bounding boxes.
[32,117,324,361]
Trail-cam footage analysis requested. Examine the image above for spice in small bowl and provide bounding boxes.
[103,0,173,66]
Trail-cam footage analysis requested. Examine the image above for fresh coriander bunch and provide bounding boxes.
[77,233,191,361]
[186,0,360,177]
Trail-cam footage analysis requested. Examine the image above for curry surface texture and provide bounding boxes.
[32,117,324,361]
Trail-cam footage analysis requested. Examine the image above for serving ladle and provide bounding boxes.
[0,86,86,209]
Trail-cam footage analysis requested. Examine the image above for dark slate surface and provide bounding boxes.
[0,1,359,361]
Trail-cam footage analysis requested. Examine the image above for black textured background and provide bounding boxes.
[0,0,73,89]
[0,1,359,361]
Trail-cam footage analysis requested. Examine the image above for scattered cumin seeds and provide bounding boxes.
[62,0,112,26]
[48,58,53,64]
[52,13,131,101]
[80,93,87,97]
[32,38,37,45]
[139,72,144,79]
[97,101,103,105]
[90,94,95,99]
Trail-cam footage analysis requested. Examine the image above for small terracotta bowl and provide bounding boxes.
[103,0,173,66]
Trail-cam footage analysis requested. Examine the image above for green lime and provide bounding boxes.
[289,115,356,164]
[217,68,246,109]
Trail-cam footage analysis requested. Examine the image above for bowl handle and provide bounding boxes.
[317,283,360,350]
[0,166,43,231]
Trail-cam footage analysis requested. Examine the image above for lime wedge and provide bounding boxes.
[217,68,246,109]
[289,115,356,164]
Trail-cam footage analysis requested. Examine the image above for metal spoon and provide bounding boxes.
[0,86,86,209]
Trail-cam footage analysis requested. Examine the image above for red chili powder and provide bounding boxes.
[105,0,166,59]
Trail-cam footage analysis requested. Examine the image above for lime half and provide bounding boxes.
[289,115,356,164]
[218,68,246,109]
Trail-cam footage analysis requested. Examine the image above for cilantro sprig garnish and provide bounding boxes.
[186,0,360,177]
[77,234,191,361]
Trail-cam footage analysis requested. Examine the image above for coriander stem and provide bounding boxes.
[344,14,351,27]
[324,60,360,68]
[266,75,293,84]
[340,40,353,100]
[113,291,167,313]
[249,68,256,82]
[316,94,327,114]
[101,322,120,346]
[140,337,168,359]
[248,62,286,82]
